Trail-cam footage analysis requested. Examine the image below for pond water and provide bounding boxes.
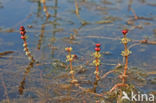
[0,0,156,103]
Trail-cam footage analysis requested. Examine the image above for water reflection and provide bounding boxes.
[18,60,35,95]
[37,23,45,50]
[42,0,51,19]
[19,0,59,94]
[50,0,58,57]
[0,1,3,8]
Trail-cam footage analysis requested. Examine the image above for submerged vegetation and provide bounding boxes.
[0,0,156,103]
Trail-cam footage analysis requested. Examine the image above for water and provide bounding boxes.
[0,0,156,102]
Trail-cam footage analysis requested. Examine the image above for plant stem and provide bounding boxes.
[122,35,128,84]
[75,0,79,16]
[96,58,99,80]
[69,51,75,81]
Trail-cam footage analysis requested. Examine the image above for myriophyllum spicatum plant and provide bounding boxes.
[65,47,78,83]
[120,29,131,84]
[109,29,131,92]
[93,44,101,80]
[19,26,35,62]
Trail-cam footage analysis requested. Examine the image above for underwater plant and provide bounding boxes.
[93,44,101,80]
[75,0,79,16]
[18,26,36,95]
[110,29,131,92]
[120,29,131,84]
[92,44,101,93]
[37,24,45,50]
[19,26,35,62]
[65,47,78,83]
[41,0,50,19]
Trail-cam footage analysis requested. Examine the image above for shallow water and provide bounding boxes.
[0,0,156,102]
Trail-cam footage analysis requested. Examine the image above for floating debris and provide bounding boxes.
[0,51,14,57]
[96,20,112,24]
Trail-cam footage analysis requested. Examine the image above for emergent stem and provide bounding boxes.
[122,35,128,84]
[96,58,99,80]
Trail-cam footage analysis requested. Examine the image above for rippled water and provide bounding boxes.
[0,0,156,102]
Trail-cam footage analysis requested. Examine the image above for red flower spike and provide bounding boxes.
[96,44,101,47]
[20,26,25,31]
[20,31,26,35]
[73,54,78,59]
[122,29,128,35]
[21,36,25,39]
[95,47,101,52]
[66,48,70,52]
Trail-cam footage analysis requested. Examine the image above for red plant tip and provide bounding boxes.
[65,47,72,52]
[95,47,101,52]
[20,26,25,31]
[96,44,101,47]
[21,36,25,39]
[20,31,26,36]
[122,29,128,35]
[73,54,78,59]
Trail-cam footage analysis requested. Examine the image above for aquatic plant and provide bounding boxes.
[37,24,45,50]
[92,44,101,93]
[19,26,36,95]
[121,29,131,84]
[65,47,78,83]
[19,26,35,62]
[93,44,101,80]
[41,0,50,19]
[75,0,79,16]
[110,29,131,92]
[18,59,35,95]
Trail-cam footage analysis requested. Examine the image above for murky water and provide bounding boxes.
[0,0,156,103]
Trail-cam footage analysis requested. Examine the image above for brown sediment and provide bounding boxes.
[78,85,104,97]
